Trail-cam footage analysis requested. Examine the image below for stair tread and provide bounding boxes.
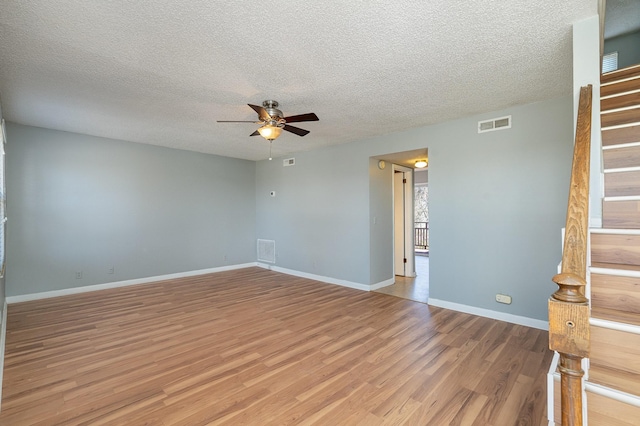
[589,364,640,397]
[602,64,640,84]
[602,77,640,98]
[602,108,640,128]
[604,170,640,197]
[602,124,640,146]
[602,91,640,112]
[591,233,640,266]
[603,145,640,170]
[591,262,640,272]
[602,199,640,228]
[591,307,640,327]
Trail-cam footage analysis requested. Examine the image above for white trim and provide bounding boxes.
[257,263,373,291]
[603,166,640,173]
[590,318,640,335]
[586,382,640,407]
[547,352,560,424]
[6,263,257,304]
[0,299,7,412]
[590,228,640,235]
[370,277,395,291]
[602,122,640,131]
[601,77,640,89]
[600,88,640,101]
[603,195,640,201]
[601,104,640,114]
[602,141,640,150]
[590,266,640,278]
[427,298,548,330]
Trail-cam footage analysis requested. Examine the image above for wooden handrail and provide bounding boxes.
[549,84,592,426]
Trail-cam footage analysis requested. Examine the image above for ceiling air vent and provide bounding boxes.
[283,158,295,167]
[478,115,511,133]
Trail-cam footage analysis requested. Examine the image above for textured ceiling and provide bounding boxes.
[0,1,597,161]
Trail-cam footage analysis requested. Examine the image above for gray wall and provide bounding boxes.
[257,96,573,321]
[414,169,428,185]
[0,101,4,312]
[5,96,573,321]
[369,158,393,284]
[605,30,640,70]
[255,144,370,283]
[6,123,256,296]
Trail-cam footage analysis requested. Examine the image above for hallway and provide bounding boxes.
[374,255,429,303]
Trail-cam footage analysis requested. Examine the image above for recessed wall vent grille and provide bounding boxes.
[478,115,511,133]
[602,52,618,73]
[283,158,295,167]
[257,239,276,263]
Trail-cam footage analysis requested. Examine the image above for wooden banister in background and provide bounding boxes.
[549,84,593,426]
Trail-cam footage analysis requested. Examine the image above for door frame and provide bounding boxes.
[392,164,416,277]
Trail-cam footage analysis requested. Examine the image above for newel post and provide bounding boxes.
[549,85,592,426]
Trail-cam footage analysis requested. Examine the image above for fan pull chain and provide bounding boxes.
[269,141,273,161]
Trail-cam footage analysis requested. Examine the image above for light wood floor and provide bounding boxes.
[373,255,429,303]
[0,267,552,425]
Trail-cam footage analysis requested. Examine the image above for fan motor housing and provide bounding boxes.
[263,100,283,120]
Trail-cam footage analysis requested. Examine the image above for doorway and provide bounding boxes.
[371,148,429,304]
[393,165,415,277]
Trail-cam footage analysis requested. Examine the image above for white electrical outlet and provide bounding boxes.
[496,294,512,304]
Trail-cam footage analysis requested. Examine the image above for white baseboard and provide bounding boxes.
[547,352,560,424]
[369,278,395,291]
[6,263,257,304]
[428,298,549,330]
[256,263,378,291]
[0,299,7,412]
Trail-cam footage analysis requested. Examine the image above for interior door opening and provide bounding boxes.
[393,165,415,277]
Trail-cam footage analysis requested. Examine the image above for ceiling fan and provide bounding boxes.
[217,100,319,142]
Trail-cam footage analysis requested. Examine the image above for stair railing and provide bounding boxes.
[549,84,593,426]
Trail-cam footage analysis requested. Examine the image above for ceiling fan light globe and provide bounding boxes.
[258,125,282,141]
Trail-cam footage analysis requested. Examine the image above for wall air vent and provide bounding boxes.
[478,115,511,133]
[602,51,618,73]
[283,158,295,167]
[257,239,276,263]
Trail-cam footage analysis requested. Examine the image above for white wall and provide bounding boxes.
[5,123,256,296]
[257,96,574,321]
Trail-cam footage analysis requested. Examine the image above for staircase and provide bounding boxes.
[586,63,640,424]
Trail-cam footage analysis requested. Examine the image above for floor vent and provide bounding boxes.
[257,239,276,263]
[478,115,512,133]
[283,158,295,167]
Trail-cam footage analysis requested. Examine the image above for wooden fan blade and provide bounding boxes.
[283,124,310,137]
[283,113,319,123]
[248,104,271,121]
[217,120,262,123]
[250,130,260,136]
